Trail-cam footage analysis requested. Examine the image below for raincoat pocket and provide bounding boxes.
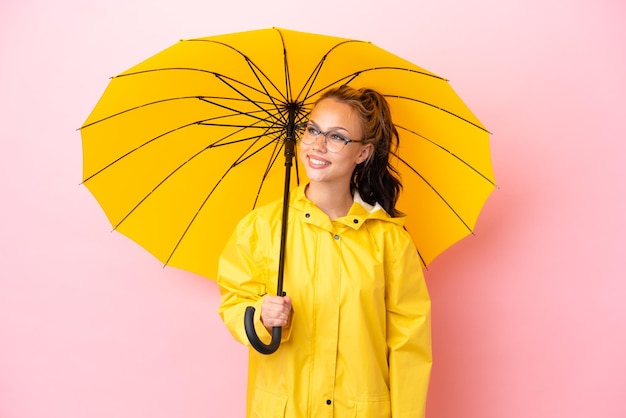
[250,387,288,418]
[353,398,391,418]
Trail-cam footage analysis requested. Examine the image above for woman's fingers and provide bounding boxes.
[261,295,292,328]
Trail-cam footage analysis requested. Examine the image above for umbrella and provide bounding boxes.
[80,27,496,354]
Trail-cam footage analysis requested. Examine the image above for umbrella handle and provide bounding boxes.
[244,306,281,355]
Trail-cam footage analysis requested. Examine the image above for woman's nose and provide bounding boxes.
[311,133,327,151]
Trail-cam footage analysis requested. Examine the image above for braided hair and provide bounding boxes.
[317,85,402,217]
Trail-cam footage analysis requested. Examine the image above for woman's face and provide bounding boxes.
[299,98,372,188]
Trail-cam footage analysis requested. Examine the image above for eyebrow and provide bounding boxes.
[307,120,350,133]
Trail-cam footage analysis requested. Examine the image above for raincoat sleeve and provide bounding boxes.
[216,211,293,347]
[385,230,432,417]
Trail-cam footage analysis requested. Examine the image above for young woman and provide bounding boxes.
[217,85,432,417]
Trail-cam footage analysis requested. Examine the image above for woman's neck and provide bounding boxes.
[305,182,353,220]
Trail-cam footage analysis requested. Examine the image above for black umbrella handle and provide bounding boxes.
[244,306,282,354]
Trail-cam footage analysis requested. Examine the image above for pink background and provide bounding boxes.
[1,0,625,417]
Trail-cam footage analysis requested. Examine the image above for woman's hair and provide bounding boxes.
[317,85,402,217]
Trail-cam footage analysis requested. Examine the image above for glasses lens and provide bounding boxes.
[325,131,349,153]
[296,124,347,152]
[298,124,316,145]
[325,134,345,152]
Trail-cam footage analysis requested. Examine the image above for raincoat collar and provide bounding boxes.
[291,184,406,230]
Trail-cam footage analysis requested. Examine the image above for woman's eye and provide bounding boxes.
[328,133,345,142]
[307,126,320,135]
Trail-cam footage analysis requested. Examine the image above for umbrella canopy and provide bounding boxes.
[80,27,496,281]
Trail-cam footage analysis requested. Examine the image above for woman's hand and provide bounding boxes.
[260,295,292,331]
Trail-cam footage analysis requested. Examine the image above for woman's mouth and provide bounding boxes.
[308,156,331,167]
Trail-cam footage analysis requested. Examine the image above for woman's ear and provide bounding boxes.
[356,143,374,165]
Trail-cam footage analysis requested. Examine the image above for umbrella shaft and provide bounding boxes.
[276,107,297,296]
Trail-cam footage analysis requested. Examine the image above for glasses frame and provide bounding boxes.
[296,122,363,153]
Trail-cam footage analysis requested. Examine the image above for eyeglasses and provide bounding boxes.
[296,123,362,153]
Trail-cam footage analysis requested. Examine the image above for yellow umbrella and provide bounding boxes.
[80,28,495,351]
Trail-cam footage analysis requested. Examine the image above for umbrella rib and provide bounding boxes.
[234,40,290,120]
[394,151,474,234]
[286,62,491,133]
[298,60,325,104]
[294,39,359,101]
[82,112,282,184]
[80,96,201,128]
[111,123,280,233]
[212,74,287,127]
[251,130,286,209]
[186,37,291,115]
[304,67,446,101]
[82,120,198,183]
[201,107,288,145]
[80,95,273,129]
[276,28,293,103]
[396,125,496,186]
[413,247,428,270]
[196,96,280,127]
[294,37,444,100]
[389,95,490,133]
[115,67,285,116]
[163,126,286,266]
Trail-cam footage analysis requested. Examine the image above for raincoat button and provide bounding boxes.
[326,399,332,405]
[305,213,310,218]
[353,219,359,224]
[333,234,340,240]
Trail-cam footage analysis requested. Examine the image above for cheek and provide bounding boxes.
[298,144,309,163]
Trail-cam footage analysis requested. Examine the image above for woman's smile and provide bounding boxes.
[307,155,331,167]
